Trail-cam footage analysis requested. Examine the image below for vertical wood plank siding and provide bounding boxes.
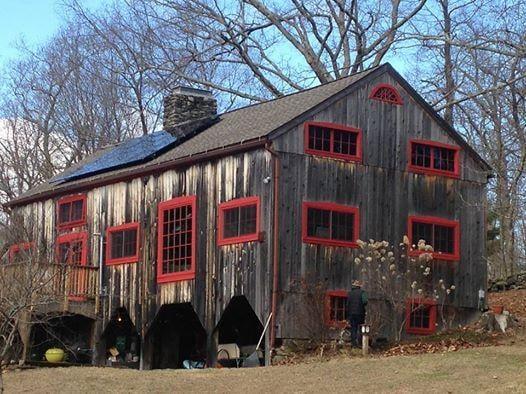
[15,150,274,340]
[273,73,487,338]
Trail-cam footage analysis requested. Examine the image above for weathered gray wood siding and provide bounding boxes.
[273,71,488,339]
[14,149,274,340]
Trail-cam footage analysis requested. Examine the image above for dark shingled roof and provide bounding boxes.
[8,64,490,206]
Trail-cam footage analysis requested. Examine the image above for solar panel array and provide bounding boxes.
[52,131,177,184]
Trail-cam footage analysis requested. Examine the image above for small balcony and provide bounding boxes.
[0,262,99,302]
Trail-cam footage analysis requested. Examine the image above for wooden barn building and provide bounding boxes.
[5,63,491,368]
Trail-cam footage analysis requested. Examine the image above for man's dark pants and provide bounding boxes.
[349,314,365,347]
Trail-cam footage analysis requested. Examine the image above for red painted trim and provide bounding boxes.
[56,194,87,229]
[106,222,140,265]
[369,83,404,105]
[405,298,437,335]
[302,201,360,248]
[408,139,461,179]
[408,215,460,261]
[157,195,197,283]
[55,231,88,266]
[325,290,349,328]
[217,196,261,246]
[304,121,362,163]
[8,242,34,263]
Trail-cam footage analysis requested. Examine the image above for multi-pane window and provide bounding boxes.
[303,202,359,247]
[409,216,460,260]
[406,299,437,335]
[57,195,86,228]
[369,84,403,105]
[157,196,196,283]
[326,291,348,327]
[305,122,361,161]
[218,197,260,246]
[56,232,87,266]
[106,223,139,265]
[409,140,460,177]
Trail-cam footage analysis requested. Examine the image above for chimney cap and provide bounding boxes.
[172,86,213,98]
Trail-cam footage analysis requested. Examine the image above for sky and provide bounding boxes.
[0,0,104,66]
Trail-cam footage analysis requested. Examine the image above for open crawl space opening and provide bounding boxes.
[101,307,140,367]
[215,296,264,366]
[147,303,206,369]
[29,314,94,364]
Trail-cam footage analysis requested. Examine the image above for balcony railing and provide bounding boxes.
[0,262,99,301]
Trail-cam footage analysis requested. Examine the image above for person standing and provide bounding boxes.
[347,280,368,347]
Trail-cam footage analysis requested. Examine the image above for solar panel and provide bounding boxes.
[52,131,177,184]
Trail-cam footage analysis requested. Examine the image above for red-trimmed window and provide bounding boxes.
[405,298,437,335]
[56,232,88,266]
[409,140,460,178]
[302,202,360,248]
[218,196,260,246]
[304,122,362,162]
[325,290,348,328]
[408,216,460,261]
[369,83,403,105]
[57,194,86,228]
[106,223,140,265]
[8,242,34,263]
[157,195,196,283]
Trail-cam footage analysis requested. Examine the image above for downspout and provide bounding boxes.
[265,143,280,355]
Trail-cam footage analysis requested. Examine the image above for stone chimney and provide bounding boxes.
[163,86,217,132]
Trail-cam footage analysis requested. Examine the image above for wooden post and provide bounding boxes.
[362,334,369,356]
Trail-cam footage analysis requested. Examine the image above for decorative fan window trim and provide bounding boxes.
[369,83,404,105]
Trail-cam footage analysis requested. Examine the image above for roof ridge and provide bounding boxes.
[217,65,384,117]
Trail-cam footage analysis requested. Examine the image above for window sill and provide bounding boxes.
[106,257,139,266]
[157,270,195,284]
[218,232,262,246]
[408,249,460,262]
[408,164,460,179]
[57,220,87,230]
[406,326,436,335]
[303,236,358,248]
[305,148,362,163]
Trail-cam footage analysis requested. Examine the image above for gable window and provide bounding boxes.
[106,223,140,265]
[405,298,437,335]
[302,202,359,248]
[56,232,88,266]
[157,196,196,283]
[369,83,403,105]
[8,242,34,263]
[57,194,86,228]
[408,216,460,261]
[409,140,460,178]
[218,197,260,246]
[325,290,348,328]
[304,122,362,162]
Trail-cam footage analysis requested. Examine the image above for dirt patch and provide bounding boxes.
[3,344,526,393]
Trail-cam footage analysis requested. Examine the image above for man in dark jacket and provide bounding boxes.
[347,280,368,347]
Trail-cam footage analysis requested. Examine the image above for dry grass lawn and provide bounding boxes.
[4,344,526,393]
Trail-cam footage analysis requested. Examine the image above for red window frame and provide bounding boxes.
[405,298,437,335]
[106,222,140,265]
[369,83,404,105]
[304,121,362,162]
[57,194,87,229]
[408,139,460,178]
[302,201,360,248]
[56,232,88,266]
[8,242,34,263]
[325,290,349,328]
[408,215,460,261]
[157,195,197,283]
[218,196,261,246]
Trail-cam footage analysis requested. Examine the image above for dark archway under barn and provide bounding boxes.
[99,307,140,367]
[143,303,206,369]
[214,296,264,366]
[29,314,94,364]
